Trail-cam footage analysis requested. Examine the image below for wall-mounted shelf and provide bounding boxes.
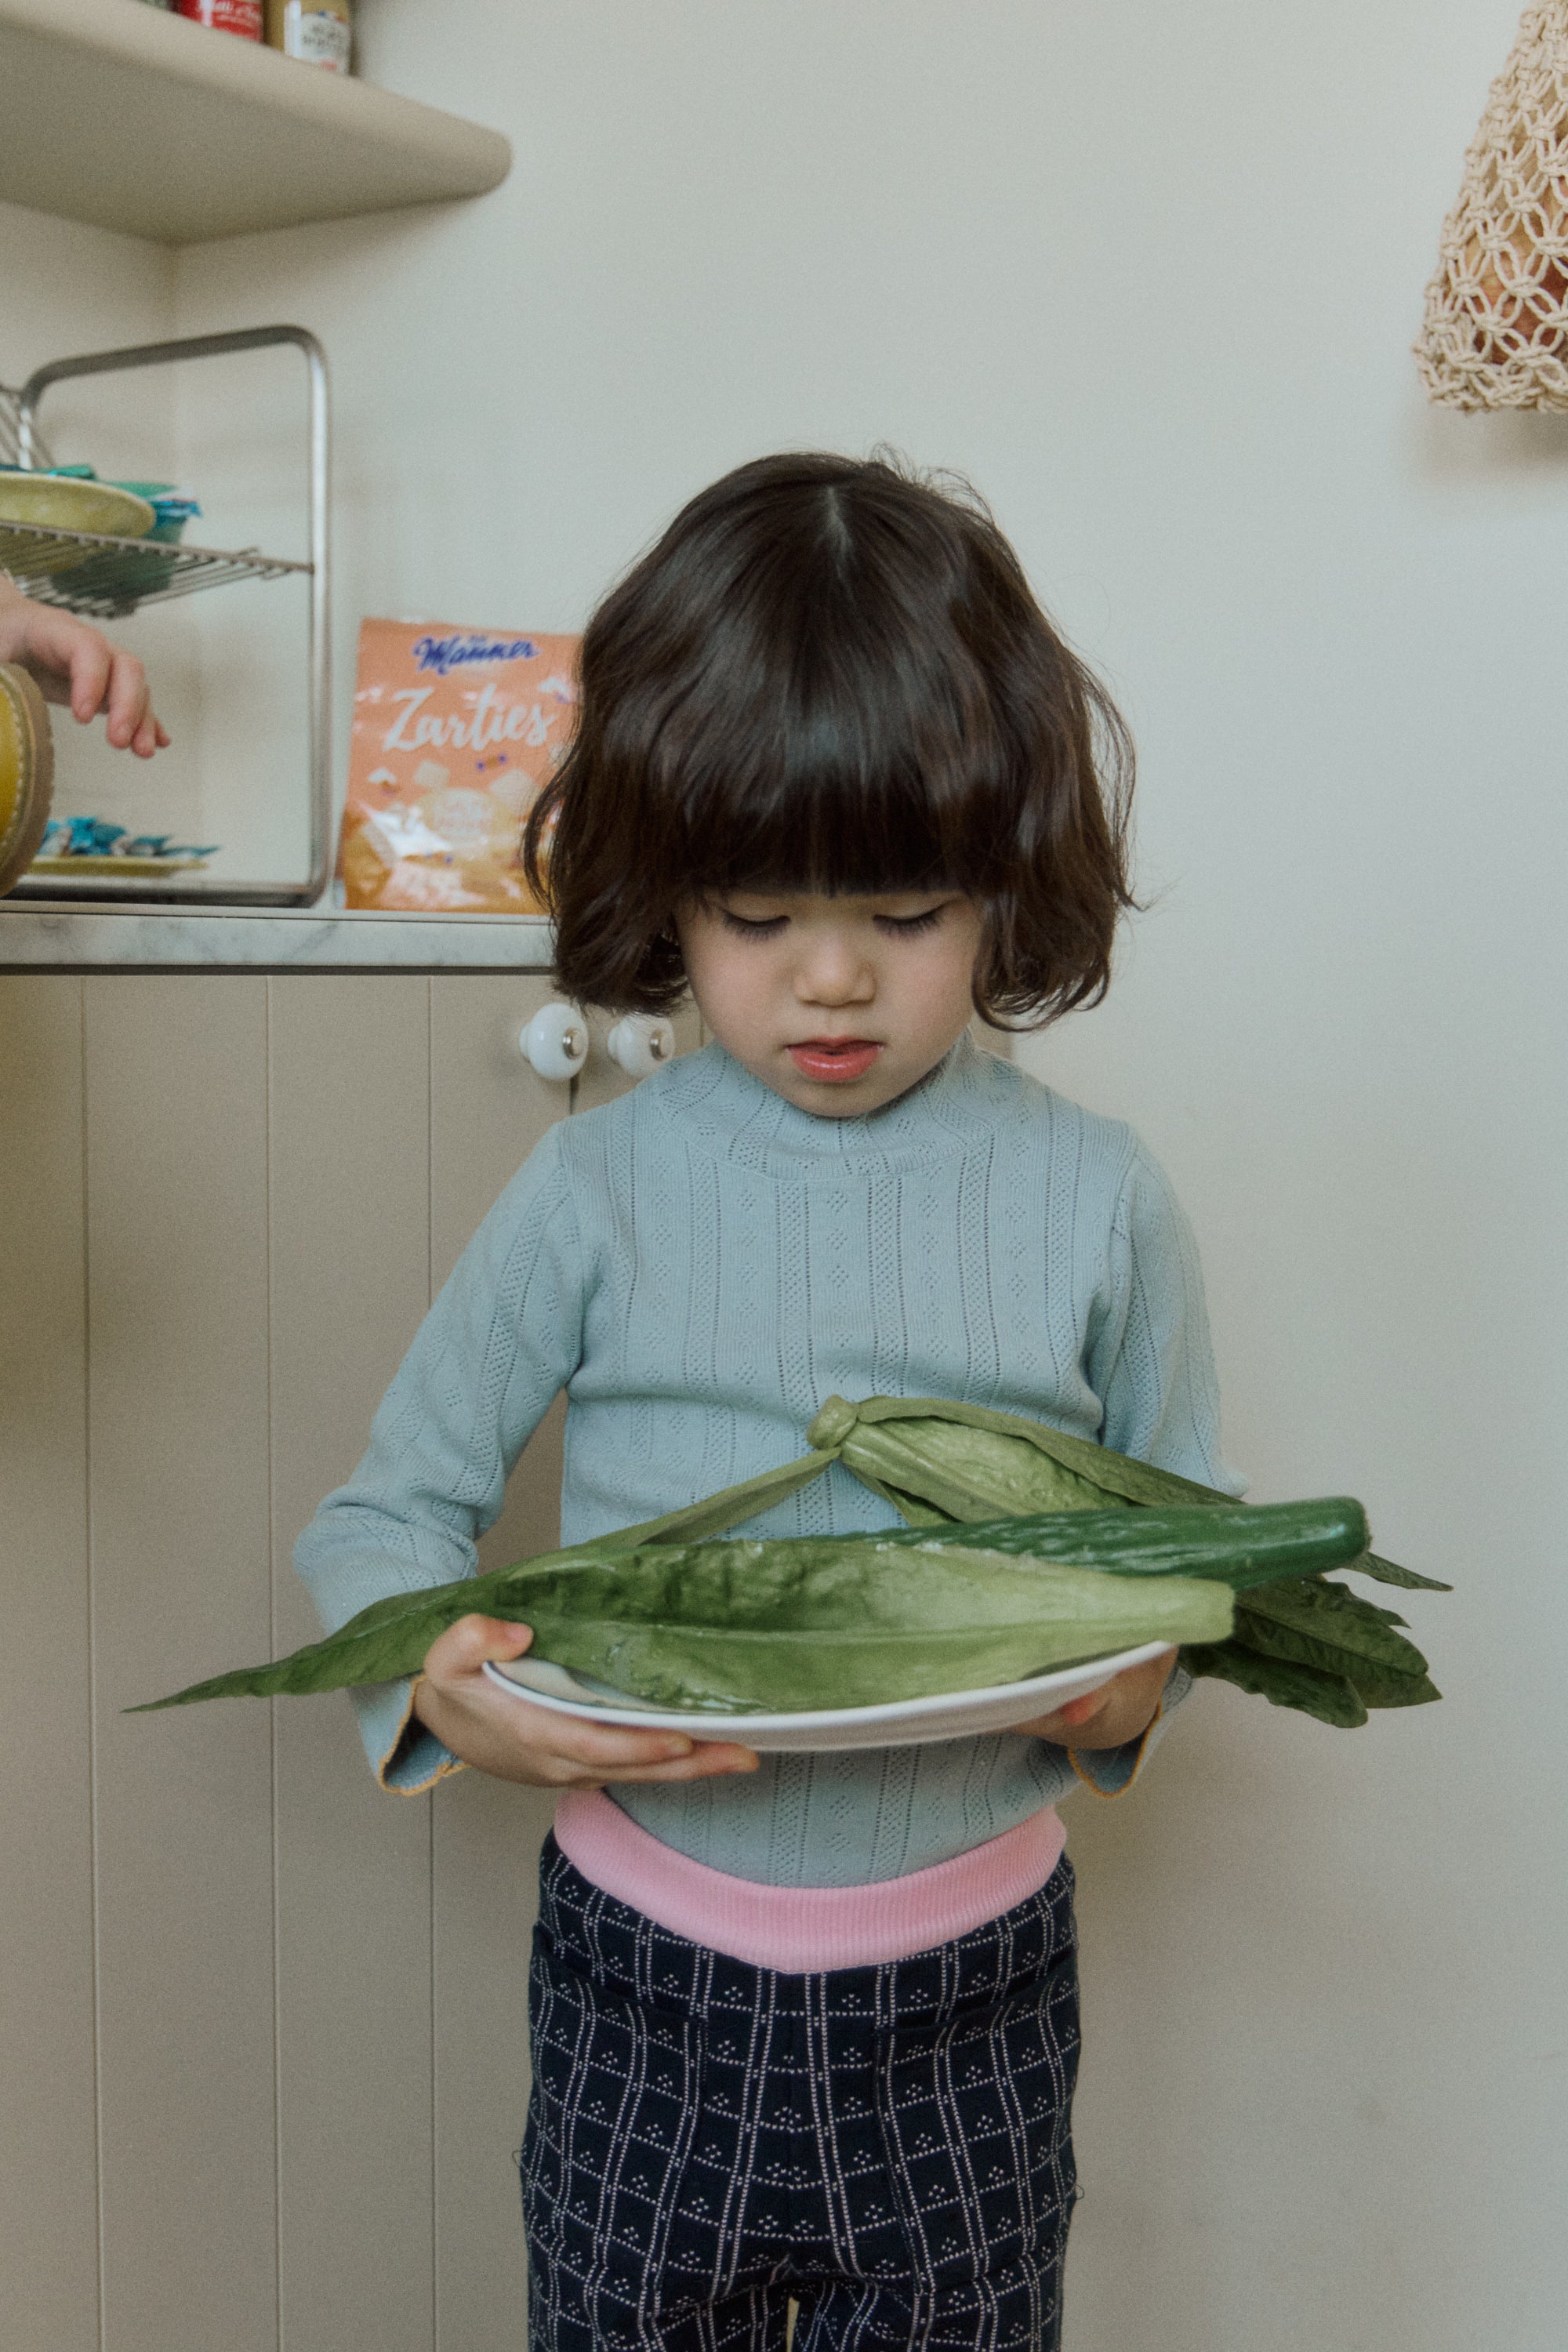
[0,514,308,619]
[0,0,511,245]
[4,325,333,908]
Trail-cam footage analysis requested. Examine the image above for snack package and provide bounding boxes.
[340,619,578,913]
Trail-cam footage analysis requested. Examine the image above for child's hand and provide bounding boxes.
[412,1613,761,1788]
[1014,1648,1177,1751]
[0,576,169,757]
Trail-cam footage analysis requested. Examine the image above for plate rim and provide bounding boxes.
[0,477,156,538]
[480,1639,1171,1737]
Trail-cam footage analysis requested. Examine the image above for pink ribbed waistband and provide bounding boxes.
[553,1789,1067,1973]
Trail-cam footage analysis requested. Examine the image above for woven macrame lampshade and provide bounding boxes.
[1415,2,1568,409]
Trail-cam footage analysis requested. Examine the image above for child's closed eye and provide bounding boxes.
[715,908,789,938]
[873,906,946,936]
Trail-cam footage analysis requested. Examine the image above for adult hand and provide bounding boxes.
[0,577,169,757]
[1015,1647,1176,1751]
[412,1613,760,1789]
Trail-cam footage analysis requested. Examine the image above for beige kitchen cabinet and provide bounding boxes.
[0,969,695,2352]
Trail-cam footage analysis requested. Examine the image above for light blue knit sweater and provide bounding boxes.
[294,1035,1241,1886]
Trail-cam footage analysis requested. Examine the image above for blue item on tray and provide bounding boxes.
[39,816,220,862]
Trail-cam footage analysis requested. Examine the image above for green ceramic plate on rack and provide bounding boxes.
[0,474,155,539]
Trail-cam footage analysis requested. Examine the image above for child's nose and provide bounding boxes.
[796,940,876,1004]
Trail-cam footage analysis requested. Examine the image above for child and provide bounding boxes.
[295,453,1242,2352]
[0,572,168,758]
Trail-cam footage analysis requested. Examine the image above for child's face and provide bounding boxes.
[676,890,985,1116]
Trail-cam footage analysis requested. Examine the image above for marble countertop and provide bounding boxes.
[0,902,556,971]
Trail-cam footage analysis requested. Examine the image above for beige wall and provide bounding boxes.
[0,972,693,2352]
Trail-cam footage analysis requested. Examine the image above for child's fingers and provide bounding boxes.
[502,1700,757,1779]
[1021,1689,1109,1744]
[422,1615,759,1784]
[583,1744,760,1784]
[423,1610,534,1679]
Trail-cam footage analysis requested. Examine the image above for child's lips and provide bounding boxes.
[787,1038,884,1082]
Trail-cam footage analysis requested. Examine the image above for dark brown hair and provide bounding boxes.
[523,452,1135,1024]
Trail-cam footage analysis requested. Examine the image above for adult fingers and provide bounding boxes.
[67,637,114,725]
[101,650,151,749]
[132,711,172,758]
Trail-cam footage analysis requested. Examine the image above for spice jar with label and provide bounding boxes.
[173,0,263,36]
[264,0,354,72]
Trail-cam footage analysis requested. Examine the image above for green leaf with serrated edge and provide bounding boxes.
[1181,1640,1369,1727]
[1238,1577,1431,1680]
[1232,1608,1399,1688]
[1217,1621,1439,1711]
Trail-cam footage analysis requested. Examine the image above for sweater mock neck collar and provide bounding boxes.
[643,1031,1029,1178]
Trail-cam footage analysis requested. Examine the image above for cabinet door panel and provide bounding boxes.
[0,977,97,2352]
[84,975,278,2352]
[429,973,567,2352]
[268,974,438,2352]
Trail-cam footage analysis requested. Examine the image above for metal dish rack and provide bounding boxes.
[1,325,331,906]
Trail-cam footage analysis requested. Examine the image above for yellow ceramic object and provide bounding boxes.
[0,475,156,539]
[0,662,55,896]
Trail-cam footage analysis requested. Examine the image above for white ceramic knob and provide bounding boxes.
[606,1015,677,1079]
[521,1002,589,1081]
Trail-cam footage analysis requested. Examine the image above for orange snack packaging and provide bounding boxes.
[340,619,578,913]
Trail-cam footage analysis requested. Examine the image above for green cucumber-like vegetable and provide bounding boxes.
[843,1496,1370,1591]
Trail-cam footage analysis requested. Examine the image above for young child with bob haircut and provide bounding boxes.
[296,452,1243,2352]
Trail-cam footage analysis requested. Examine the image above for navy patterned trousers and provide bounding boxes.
[521,1838,1081,2351]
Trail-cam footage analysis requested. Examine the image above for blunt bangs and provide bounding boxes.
[524,452,1134,1023]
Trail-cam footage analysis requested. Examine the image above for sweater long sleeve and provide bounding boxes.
[293,1036,1243,1871]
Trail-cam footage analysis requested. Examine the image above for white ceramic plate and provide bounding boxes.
[481,1641,1170,1752]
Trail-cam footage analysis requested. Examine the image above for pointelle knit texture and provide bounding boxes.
[292,1034,1242,1888]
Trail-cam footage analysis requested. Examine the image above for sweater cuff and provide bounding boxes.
[1067,1658,1192,1801]
[352,1675,467,1795]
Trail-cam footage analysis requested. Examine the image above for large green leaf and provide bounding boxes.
[139,1533,1232,1714]
[495,1541,1234,1712]
[811,1394,1230,1515]
[1181,1639,1370,1727]
[1237,1577,1432,1684]
[131,1448,841,1713]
